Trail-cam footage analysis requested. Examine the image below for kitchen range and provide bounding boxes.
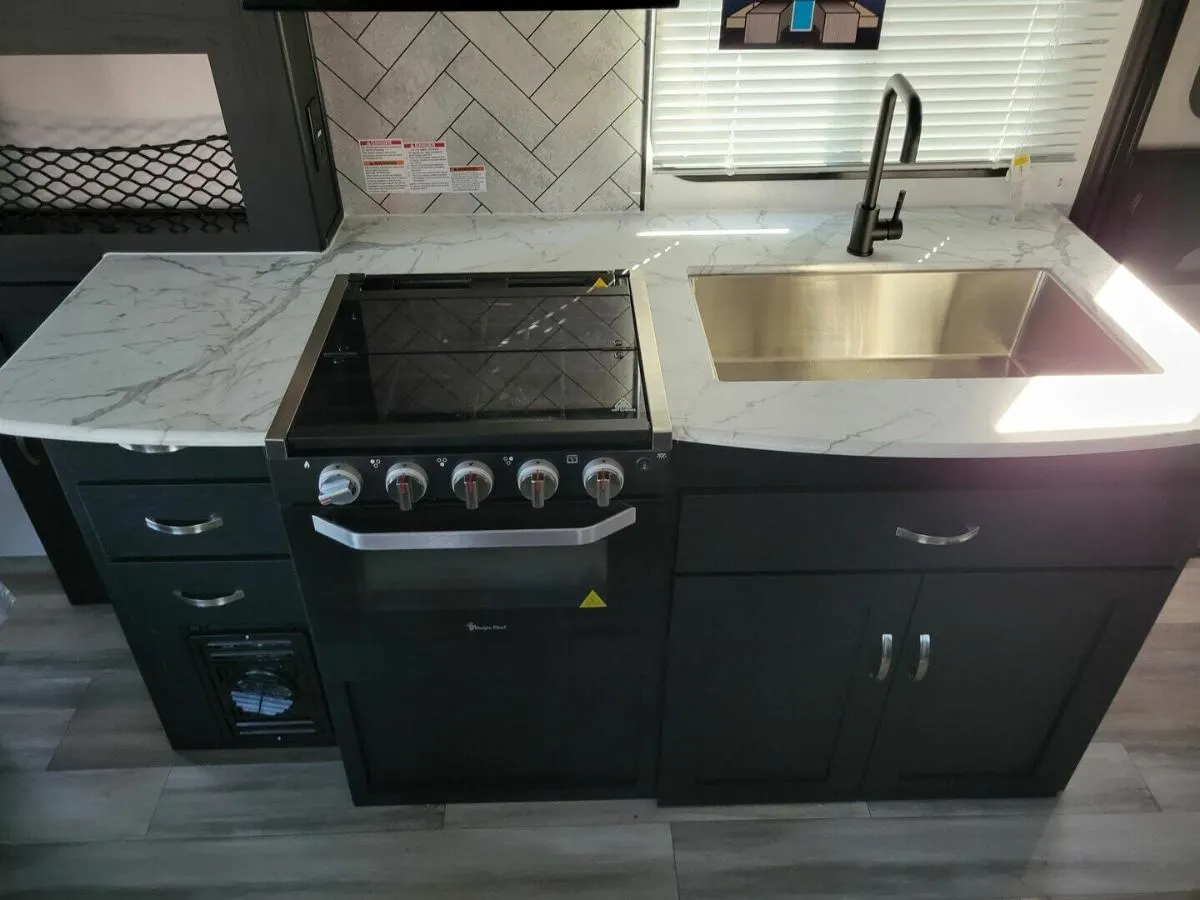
[265,270,674,805]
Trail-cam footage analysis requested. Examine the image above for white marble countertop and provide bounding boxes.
[2,205,1199,458]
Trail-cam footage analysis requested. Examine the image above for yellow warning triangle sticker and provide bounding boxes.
[592,276,609,289]
[579,590,607,609]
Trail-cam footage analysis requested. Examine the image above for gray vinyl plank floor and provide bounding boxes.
[0,559,1199,898]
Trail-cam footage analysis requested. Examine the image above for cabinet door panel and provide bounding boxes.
[864,569,1176,797]
[659,574,920,804]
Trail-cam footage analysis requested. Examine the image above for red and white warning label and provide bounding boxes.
[359,139,408,193]
[359,138,486,195]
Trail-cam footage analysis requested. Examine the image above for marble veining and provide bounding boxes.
[0,206,1198,458]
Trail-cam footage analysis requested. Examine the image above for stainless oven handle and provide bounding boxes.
[311,506,637,551]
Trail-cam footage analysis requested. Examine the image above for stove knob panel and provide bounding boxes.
[451,461,494,510]
[317,463,362,506]
[385,462,428,511]
[517,459,560,509]
[583,458,624,508]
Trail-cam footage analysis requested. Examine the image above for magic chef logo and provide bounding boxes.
[465,622,507,633]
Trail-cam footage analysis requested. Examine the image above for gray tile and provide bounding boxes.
[868,797,1059,819]
[1022,811,1200,897]
[0,823,678,897]
[49,670,182,771]
[611,153,642,204]
[535,73,636,174]
[358,11,433,68]
[672,815,1037,899]
[446,798,869,829]
[337,172,387,214]
[616,8,649,39]
[503,10,551,38]
[382,192,435,215]
[1095,623,1200,747]
[533,12,638,123]
[317,62,391,140]
[148,761,442,839]
[537,129,633,212]
[612,97,644,152]
[451,104,555,200]
[425,192,480,214]
[368,14,467,125]
[389,74,471,143]
[310,12,385,97]
[613,42,646,98]
[0,603,126,655]
[0,767,168,843]
[0,555,54,577]
[0,568,61,598]
[448,45,553,149]
[0,647,138,678]
[1131,747,1200,811]
[445,12,553,95]
[472,156,539,213]
[579,179,635,213]
[329,118,380,199]
[325,10,376,39]
[530,10,606,67]
[0,676,89,771]
[1158,560,1200,624]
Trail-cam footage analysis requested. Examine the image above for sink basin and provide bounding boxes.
[692,268,1155,382]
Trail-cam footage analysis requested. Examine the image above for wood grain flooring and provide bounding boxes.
[0,558,1198,898]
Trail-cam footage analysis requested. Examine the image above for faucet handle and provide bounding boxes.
[881,190,906,240]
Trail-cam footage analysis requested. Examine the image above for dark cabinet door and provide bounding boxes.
[863,569,1177,798]
[658,573,921,805]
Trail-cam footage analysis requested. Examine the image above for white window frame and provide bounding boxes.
[644,0,1145,213]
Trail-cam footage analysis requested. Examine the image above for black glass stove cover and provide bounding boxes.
[289,271,648,450]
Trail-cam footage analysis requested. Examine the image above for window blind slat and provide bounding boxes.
[650,0,1130,172]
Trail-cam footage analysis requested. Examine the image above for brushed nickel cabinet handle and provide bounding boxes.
[895,525,980,546]
[874,633,894,681]
[119,443,183,454]
[910,634,931,682]
[145,514,223,536]
[173,588,245,609]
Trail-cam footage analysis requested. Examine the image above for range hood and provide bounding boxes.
[245,1,676,9]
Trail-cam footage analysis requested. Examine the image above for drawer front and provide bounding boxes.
[677,488,1200,574]
[108,560,306,630]
[49,441,268,483]
[79,483,288,559]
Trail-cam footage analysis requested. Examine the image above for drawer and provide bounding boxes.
[48,440,268,483]
[78,483,288,560]
[107,560,306,630]
[676,488,1200,574]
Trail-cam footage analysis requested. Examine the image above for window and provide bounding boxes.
[650,0,1137,175]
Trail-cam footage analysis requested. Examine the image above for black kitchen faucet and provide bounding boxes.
[847,74,923,257]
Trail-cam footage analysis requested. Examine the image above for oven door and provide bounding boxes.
[283,499,671,803]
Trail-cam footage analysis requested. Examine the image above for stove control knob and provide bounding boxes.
[385,462,428,511]
[517,459,559,509]
[451,461,494,510]
[317,463,362,507]
[583,458,624,508]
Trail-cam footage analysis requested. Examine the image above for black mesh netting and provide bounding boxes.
[0,134,248,235]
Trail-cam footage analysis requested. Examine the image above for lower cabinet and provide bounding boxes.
[659,569,1178,804]
[658,573,921,804]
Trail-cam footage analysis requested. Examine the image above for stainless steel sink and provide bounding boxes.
[692,268,1155,382]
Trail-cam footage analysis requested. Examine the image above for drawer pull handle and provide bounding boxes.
[895,524,980,546]
[173,588,245,609]
[145,514,224,536]
[874,633,894,681]
[910,634,932,682]
[119,444,184,454]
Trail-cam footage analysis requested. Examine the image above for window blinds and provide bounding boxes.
[650,0,1132,173]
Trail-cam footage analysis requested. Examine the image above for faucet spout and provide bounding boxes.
[848,74,923,257]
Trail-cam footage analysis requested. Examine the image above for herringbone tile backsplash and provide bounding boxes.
[311,10,646,215]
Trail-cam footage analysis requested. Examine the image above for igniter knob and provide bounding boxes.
[317,463,362,506]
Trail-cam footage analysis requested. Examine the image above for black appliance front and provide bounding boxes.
[188,632,334,747]
[283,496,672,805]
[246,2,672,9]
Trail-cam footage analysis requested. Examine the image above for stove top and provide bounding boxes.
[268,271,669,456]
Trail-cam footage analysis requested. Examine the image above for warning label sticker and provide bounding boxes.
[579,590,607,609]
[359,139,408,193]
[360,138,486,195]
